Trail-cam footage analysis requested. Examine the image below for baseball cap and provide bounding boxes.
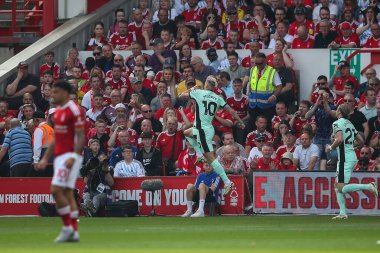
[115,103,126,110]
[163,57,175,69]
[338,60,350,68]
[17,61,28,68]
[206,47,217,58]
[255,133,266,141]
[285,129,296,135]
[141,132,153,139]
[33,111,46,119]
[281,152,294,163]
[186,76,196,86]
[294,7,306,15]
[340,21,351,30]
[131,76,142,85]
[227,6,237,15]
[150,38,164,46]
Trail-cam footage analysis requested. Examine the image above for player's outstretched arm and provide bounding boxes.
[74,127,85,155]
[224,104,245,129]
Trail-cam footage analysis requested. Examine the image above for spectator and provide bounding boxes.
[0,100,15,132]
[329,60,358,100]
[156,116,185,175]
[268,21,294,49]
[128,8,145,44]
[200,24,225,49]
[291,25,315,48]
[0,119,32,176]
[109,130,138,169]
[113,144,145,177]
[359,88,377,119]
[289,7,314,37]
[218,71,233,98]
[250,143,279,170]
[206,47,221,72]
[85,21,108,51]
[276,129,298,161]
[125,42,150,72]
[105,65,132,101]
[363,23,380,48]
[344,93,369,139]
[109,20,135,50]
[132,104,163,134]
[219,42,241,70]
[312,0,338,22]
[61,57,75,81]
[80,153,114,216]
[148,38,177,74]
[273,120,291,149]
[108,8,125,37]
[267,38,294,69]
[356,6,378,46]
[246,115,274,154]
[272,54,296,107]
[329,22,360,48]
[151,81,175,112]
[85,93,104,124]
[177,139,204,176]
[181,162,221,218]
[357,68,377,98]
[152,8,177,39]
[247,53,282,133]
[314,19,338,48]
[99,89,122,125]
[216,132,246,158]
[83,139,103,165]
[217,144,248,175]
[293,133,320,170]
[136,132,163,176]
[279,151,297,170]
[81,75,102,110]
[129,55,155,81]
[131,77,154,105]
[314,7,337,34]
[5,61,40,110]
[152,0,178,23]
[96,44,115,73]
[272,102,291,134]
[87,118,109,153]
[222,51,248,85]
[191,56,217,83]
[107,54,128,77]
[177,66,203,96]
[247,133,271,163]
[39,51,61,81]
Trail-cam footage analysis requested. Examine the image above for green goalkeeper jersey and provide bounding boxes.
[332,118,358,162]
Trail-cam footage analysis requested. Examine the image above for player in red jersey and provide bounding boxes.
[36,80,85,243]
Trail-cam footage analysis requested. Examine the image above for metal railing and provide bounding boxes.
[0,0,137,96]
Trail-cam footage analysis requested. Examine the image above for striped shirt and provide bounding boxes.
[3,127,32,167]
[113,159,145,178]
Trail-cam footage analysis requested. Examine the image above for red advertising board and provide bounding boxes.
[0,176,250,216]
[253,172,380,215]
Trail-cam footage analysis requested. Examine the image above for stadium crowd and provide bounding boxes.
[1,0,380,203]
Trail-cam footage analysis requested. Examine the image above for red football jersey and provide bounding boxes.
[245,18,272,31]
[226,95,248,119]
[285,0,313,8]
[337,20,360,36]
[288,20,314,37]
[292,117,316,137]
[154,108,181,123]
[291,35,315,49]
[266,52,293,67]
[225,21,246,41]
[154,71,182,84]
[156,131,185,160]
[109,32,136,50]
[40,63,61,80]
[333,75,358,92]
[53,101,85,156]
[241,56,252,68]
[182,7,203,24]
[246,130,273,148]
[253,158,279,170]
[276,145,296,161]
[212,109,234,133]
[136,130,156,149]
[200,38,225,50]
[128,22,143,40]
[105,76,132,93]
[335,34,360,47]
[177,150,204,176]
[363,36,380,48]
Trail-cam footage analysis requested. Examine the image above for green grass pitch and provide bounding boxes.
[0,216,379,253]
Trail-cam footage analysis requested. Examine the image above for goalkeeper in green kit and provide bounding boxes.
[326,103,378,219]
[180,76,245,200]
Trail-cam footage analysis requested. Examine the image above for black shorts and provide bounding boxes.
[193,189,216,203]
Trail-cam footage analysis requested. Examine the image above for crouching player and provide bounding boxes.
[36,80,85,242]
[182,163,221,218]
[326,104,378,219]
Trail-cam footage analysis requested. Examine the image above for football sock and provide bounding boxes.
[56,206,72,227]
[187,201,193,211]
[70,210,79,231]
[210,160,230,184]
[198,199,205,212]
[335,188,347,216]
[185,136,202,154]
[342,184,371,194]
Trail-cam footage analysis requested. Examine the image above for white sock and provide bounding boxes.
[198,199,205,212]
[187,201,193,211]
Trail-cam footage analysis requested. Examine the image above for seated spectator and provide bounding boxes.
[241,40,260,68]
[177,65,203,96]
[85,21,108,51]
[312,0,338,23]
[212,101,234,137]
[109,131,138,169]
[293,133,320,170]
[61,57,75,81]
[314,7,337,34]
[132,104,163,134]
[334,80,358,107]
[5,61,40,110]
[81,75,103,110]
[160,28,174,50]
[87,118,109,153]
[267,38,294,69]
[250,143,279,170]
[138,0,151,21]
[314,19,338,48]
[96,44,115,73]
[268,21,293,49]
[279,151,297,170]
[129,55,155,81]
[0,118,32,176]
[128,8,145,43]
[276,129,298,160]
[245,4,271,39]
[272,102,291,133]
[247,133,274,163]
[216,132,246,158]
[221,52,247,92]
[356,157,371,171]
[152,8,177,39]
[206,47,221,72]
[113,144,145,177]
[20,104,35,129]
[130,77,154,105]
[108,8,125,37]
[83,139,104,165]
[329,60,358,99]
[108,113,138,147]
[156,116,185,175]
[289,7,314,37]
[80,153,114,216]
[136,119,156,149]
[151,81,174,112]
[67,47,84,71]
[191,56,217,84]
[0,100,16,132]
[357,68,377,99]
[359,88,377,120]
[17,93,36,119]
[354,146,375,171]
[148,38,177,73]
[99,89,122,125]
[217,144,248,175]
[181,162,221,218]
[363,23,380,48]
[200,24,225,49]
[173,26,196,49]
[126,42,150,71]
[291,25,315,48]
[105,64,132,101]
[39,51,61,81]
[106,54,128,78]
[132,65,156,96]
[109,19,135,50]
[37,81,52,113]
[273,120,291,149]
[86,93,104,125]
[136,132,163,176]
[177,139,204,176]
[328,22,359,48]
[245,115,274,154]
[152,0,178,23]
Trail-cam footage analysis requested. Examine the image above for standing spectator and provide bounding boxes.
[222,51,248,84]
[314,19,339,48]
[191,56,217,83]
[293,133,320,170]
[345,94,369,140]
[39,51,61,81]
[272,54,296,107]
[6,61,40,110]
[247,53,282,132]
[0,119,32,176]
[113,145,145,178]
[359,88,377,120]
[136,132,163,176]
[32,111,54,167]
[250,143,279,170]
[156,116,185,175]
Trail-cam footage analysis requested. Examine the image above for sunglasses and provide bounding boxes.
[143,110,152,113]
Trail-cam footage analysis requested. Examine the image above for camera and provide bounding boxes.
[80,157,110,177]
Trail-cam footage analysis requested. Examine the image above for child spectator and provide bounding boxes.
[39,51,61,81]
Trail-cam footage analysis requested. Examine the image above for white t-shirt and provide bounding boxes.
[114,159,146,177]
[268,34,294,49]
[312,4,338,22]
[293,144,320,171]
